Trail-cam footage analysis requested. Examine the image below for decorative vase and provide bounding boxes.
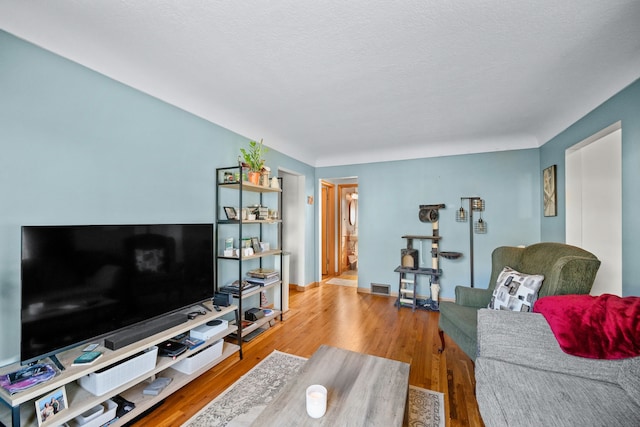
[248,171,261,185]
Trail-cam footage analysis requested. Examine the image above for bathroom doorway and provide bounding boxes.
[337,183,358,278]
[320,177,358,286]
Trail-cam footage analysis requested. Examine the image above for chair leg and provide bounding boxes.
[438,328,445,353]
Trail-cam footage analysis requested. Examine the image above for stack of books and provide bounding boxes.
[255,206,269,220]
[245,268,280,286]
[220,280,260,295]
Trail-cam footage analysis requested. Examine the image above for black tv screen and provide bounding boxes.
[21,224,214,364]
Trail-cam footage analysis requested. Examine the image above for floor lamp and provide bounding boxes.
[456,197,487,287]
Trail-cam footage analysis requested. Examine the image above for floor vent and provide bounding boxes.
[371,283,391,296]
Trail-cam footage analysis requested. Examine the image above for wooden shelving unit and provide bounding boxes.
[215,165,284,343]
[0,303,240,427]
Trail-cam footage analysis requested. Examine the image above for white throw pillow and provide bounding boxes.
[488,267,544,312]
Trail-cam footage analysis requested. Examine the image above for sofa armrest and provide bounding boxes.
[455,286,492,308]
[476,309,626,384]
[541,256,601,297]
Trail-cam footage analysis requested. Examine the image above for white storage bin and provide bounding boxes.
[72,399,117,427]
[77,346,158,396]
[171,339,223,375]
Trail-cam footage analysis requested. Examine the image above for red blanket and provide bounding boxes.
[533,294,640,360]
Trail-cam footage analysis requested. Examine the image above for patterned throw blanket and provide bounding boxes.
[534,294,640,359]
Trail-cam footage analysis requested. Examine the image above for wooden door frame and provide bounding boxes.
[338,183,358,275]
[321,181,336,278]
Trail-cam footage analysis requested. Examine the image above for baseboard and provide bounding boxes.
[295,282,319,291]
[356,287,454,304]
[294,282,454,303]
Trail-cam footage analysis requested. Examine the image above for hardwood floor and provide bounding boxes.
[132,284,484,427]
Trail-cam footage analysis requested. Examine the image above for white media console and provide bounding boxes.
[0,302,240,427]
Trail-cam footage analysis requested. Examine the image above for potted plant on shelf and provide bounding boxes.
[240,139,268,185]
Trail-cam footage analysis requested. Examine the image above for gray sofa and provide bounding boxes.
[475,309,640,426]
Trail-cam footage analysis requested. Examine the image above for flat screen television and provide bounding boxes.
[20,224,214,365]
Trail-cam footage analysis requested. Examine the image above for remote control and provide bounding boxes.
[82,343,99,352]
[213,304,222,312]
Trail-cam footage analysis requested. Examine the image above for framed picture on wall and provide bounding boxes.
[543,165,557,217]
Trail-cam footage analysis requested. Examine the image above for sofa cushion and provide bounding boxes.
[477,310,625,383]
[476,358,640,427]
[618,357,640,407]
[488,267,544,312]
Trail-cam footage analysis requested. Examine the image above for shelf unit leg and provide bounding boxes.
[234,308,243,359]
[412,273,417,312]
[397,274,402,311]
[11,405,19,427]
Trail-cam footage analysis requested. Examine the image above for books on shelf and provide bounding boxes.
[220,280,260,295]
[245,274,280,285]
[245,268,280,287]
[247,268,278,279]
[72,351,103,366]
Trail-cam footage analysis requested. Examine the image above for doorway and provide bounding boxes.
[565,122,622,296]
[338,183,358,277]
[320,178,358,286]
[280,168,305,291]
[321,181,335,279]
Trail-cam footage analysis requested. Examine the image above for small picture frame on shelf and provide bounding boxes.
[35,386,68,426]
[251,237,261,253]
[224,207,237,220]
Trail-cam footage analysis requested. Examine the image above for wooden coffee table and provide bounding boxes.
[251,345,410,426]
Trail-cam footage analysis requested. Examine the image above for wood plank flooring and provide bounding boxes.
[132,284,484,427]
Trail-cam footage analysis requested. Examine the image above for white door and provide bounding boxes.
[565,123,622,295]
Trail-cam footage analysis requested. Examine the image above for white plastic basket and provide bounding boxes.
[171,340,223,375]
[77,346,158,396]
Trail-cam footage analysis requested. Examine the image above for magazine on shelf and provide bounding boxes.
[171,333,205,350]
[1,363,58,394]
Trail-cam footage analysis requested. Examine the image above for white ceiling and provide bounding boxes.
[1,1,639,167]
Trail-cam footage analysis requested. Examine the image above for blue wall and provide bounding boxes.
[317,149,542,301]
[0,31,314,365]
[2,27,638,366]
[540,78,640,297]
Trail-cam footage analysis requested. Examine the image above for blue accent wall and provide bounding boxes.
[0,31,314,365]
[317,149,541,302]
[2,27,638,366]
[540,78,640,297]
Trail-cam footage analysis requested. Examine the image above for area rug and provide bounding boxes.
[183,350,444,427]
[325,277,357,287]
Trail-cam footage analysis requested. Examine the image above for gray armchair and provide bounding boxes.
[438,242,601,360]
